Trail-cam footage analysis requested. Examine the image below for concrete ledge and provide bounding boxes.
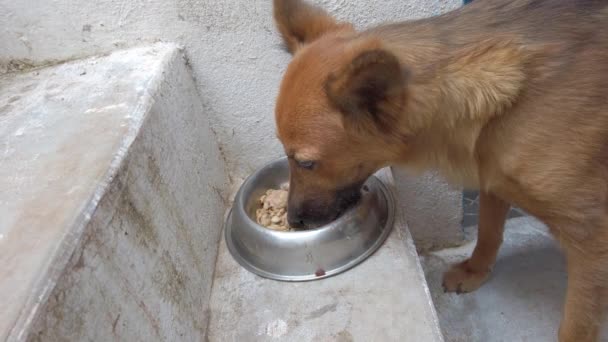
[208,169,443,341]
[0,44,227,341]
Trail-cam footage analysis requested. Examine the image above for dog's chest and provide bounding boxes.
[406,130,482,189]
[403,155,480,190]
[437,161,480,189]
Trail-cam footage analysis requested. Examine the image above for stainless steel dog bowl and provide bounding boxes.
[224,157,395,281]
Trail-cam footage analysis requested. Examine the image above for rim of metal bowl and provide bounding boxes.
[224,170,396,282]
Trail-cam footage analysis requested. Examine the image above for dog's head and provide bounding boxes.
[273,0,409,229]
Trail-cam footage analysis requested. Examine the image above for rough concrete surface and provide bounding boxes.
[0,0,461,182]
[209,170,444,342]
[0,44,227,341]
[421,217,608,342]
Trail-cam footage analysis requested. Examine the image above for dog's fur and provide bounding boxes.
[272,0,608,340]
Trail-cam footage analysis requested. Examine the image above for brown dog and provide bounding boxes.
[272,0,608,340]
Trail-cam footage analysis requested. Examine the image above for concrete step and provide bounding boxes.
[0,44,227,341]
[208,168,444,342]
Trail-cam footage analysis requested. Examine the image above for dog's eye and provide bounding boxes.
[297,160,316,170]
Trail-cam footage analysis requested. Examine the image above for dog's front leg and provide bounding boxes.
[442,191,510,293]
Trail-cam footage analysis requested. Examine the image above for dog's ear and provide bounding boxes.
[325,49,408,135]
[273,0,351,54]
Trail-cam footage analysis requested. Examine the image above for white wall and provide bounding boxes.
[0,0,461,180]
[0,0,464,250]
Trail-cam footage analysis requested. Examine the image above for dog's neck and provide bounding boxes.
[406,38,528,133]
[382,36,531,186]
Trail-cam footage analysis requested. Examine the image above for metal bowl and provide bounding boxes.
[224,157,395,281]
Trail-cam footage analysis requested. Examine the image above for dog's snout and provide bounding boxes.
[287,199,336,229]
[287,183,364,230]
[336,185,362,212]
[287,208,307,229]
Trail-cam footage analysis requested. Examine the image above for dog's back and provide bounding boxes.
[462,0,608,228]
[366,0,608,228]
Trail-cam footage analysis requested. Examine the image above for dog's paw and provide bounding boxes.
[441,260,491,294]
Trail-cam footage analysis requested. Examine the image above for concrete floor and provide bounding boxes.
[421,217,608,342]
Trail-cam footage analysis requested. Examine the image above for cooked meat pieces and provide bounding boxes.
[256,183,290,231]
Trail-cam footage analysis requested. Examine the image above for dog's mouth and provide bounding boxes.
[333,183,364,215]
[288,182,364,230]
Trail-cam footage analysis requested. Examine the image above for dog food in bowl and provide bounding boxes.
[256,183,291,231]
